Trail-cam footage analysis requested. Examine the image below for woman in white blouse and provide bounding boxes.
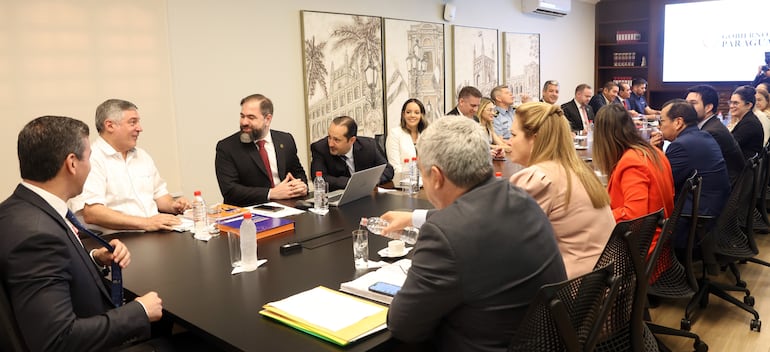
[386,98,429,174]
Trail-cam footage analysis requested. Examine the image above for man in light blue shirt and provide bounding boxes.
[490,85,514,139]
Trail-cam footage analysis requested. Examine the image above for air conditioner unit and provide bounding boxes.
[522,0,571,17]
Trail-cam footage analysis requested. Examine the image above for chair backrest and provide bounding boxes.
[374,134,386,159]
[592,209,664,352]
[710,153,760,257]
[0,284,29,352]
[647,172,701,293]
[509,263,620,352]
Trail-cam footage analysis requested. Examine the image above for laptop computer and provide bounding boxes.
[309,164,387,206]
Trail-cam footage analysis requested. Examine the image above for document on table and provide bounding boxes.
[340,259,411,304]
[260,286,388,346]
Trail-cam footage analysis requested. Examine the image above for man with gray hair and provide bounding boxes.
[69,99,189,234]
[383,116,566,351]
[490,85,514,139]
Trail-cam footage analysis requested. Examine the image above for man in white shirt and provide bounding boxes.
[69,99,189,234]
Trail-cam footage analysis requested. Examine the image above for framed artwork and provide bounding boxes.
[502,32,541,103]
[301,11,385,144]
[452,26,499,103]
[383,18,445,128]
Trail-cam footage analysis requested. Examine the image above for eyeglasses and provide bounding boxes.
[728,100,746,106]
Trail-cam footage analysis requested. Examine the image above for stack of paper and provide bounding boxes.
[339,259,411,305]
[260,286,388,346]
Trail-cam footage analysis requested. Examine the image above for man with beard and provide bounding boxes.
[69,99,190,234]
[215,94,308,206]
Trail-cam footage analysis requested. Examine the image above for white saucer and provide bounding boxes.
[378,246,413,258]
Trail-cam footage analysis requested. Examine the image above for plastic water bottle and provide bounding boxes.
[410,157,420,194]
[586,123,594,157]
[360,217,419,245]
[239,213,258,267]
[192,190,208,237]
[495,172,503,180]
[399,158,413,195]
[312,171,329,215]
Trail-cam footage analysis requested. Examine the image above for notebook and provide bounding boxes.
[310,164,387,206]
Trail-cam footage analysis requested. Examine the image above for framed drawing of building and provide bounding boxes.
[502,32,540,103]
[301,11,385,144]
[452,26,498,103]
[383,18,445,129]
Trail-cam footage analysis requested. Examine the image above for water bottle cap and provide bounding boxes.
[194,190,201,196]
[315,171,322,177]
[411,157,417,161]
[495,172,502,177]
[243,212,252,219]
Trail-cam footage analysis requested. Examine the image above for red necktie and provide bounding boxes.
[581,105,591,132]
[623,100,629,110]
[257,140,274,187]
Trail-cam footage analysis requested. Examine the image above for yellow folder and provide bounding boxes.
[259,286,388,346]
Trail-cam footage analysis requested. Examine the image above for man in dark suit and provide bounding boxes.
[310,116,394,191]
[686,85,744,185]
[659,99,730,247]
[0,116,163,351]
[215,94,308,206]
[561,83,595,133]
[447,86,482,122]
[382,116,566,351]
[588,81,621,114]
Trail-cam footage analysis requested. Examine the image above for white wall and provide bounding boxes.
[0,0,595,204]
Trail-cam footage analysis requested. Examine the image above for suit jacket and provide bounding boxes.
[385,126,417,174]
[701,115,744,185]
[731,110,764,160]
[215,130,308,206]
[0,185,149,351]
[561,99,594,132]
[511,161,615,279]
[607,148,675,256]
[667,126,730,219]
[447,106,479,122]
[588,93,621,115]
[388,178,567,351]
[309,136,394,191]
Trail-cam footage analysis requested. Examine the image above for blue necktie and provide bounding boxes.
[66,211,123,307]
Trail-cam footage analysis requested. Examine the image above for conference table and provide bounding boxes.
[89,159,522,351]
[96,192,432,352]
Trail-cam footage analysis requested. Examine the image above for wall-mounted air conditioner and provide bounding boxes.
[522,0,571,17]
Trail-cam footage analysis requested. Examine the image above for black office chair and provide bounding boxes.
[509,263,620,352]
[751,142,770,233]
[374,134,387,159]
[593,210,663,352]
[645,172,707,352]
[0,284,29,352]
[687,154,761,332]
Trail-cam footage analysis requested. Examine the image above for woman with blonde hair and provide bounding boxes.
[476,97,511,158]
[507,102,615,278]
[593,104,674,257]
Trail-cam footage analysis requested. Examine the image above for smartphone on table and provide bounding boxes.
[368,281,401,297]
[254,204,282,212]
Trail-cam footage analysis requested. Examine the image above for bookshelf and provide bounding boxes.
[595,0,650,98]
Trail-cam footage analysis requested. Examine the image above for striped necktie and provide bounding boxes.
[66,210,123,307]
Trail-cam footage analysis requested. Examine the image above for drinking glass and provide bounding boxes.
[227,231,242,267]
[352,229,369,269]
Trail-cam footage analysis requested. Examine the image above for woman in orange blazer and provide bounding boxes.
[593,104,675,260]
